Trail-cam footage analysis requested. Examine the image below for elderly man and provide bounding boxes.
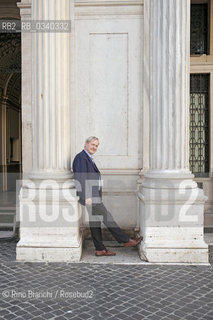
[72,136,142,256]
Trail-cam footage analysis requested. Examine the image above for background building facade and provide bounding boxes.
[0,0,212,262]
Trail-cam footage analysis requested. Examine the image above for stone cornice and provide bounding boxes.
[17,1,31,18]
[75,0,143,17]
[75,0,143,6]
[17,3,31,9]
[17,0,143,8]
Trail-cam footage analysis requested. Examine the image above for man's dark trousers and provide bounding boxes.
[73,149,129,250]
[86,202,129,251]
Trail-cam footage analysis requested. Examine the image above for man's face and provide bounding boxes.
[85,139,99,155]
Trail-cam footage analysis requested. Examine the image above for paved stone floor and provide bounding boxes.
[0,239,212,320]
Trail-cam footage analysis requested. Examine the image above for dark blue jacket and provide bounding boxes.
[72,150,102,205]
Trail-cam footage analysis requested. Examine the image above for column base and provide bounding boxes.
[138,173,209,264]
[16,185,82,262]
[138,227,208,264]
[16,237,83,262]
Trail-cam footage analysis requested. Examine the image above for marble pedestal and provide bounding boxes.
[16,181,82,262]
[138,172,208,263]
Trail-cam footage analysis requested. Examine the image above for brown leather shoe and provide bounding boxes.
[124,236,143,247]
[95,249,116,256]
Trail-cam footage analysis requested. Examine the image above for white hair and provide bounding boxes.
[84,136,99,145]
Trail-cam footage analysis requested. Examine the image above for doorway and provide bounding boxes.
[0,33,21,193]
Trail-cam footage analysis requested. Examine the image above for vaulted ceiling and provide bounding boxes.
[0,1,21,109]
[0,33,21,73]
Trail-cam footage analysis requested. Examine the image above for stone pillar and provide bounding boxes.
[16,0,82,262]
[138,0,208,263]
[0,96,8,191]
[17,0,32,175]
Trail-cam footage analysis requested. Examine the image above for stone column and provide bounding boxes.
[138,0,208,263]
[16,0,82,262]
[30,0,72,180]
[0,96,8,191]
[17,0,32,175]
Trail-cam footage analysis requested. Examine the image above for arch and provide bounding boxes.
[3,73,13,96]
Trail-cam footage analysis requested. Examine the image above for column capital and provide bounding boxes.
[1,95,8,104]
[17,0,31,19]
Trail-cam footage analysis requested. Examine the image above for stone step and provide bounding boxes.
[0,231,15,239]
[0,209,16,237]
[204,212,213,227]
[0,206,16,211]
[0,222,14,228]
[80,240,147,265]
[204,234,213,245]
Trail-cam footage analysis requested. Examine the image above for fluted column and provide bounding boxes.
[149,0,190,172]
[30,0,72,180]
[138,0,208,263]
[17,0,82,262]
[0,96,7,191]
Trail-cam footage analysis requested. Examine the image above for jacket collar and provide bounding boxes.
[82,150,100,172]
[83,149,94,161]
[82,149,94,163]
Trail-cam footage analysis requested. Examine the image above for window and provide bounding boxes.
[189,74,210,177]
[190,3,209,55]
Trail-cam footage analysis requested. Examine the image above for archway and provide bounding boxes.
[0,33,21,192]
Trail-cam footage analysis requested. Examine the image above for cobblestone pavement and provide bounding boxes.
[0,239,212,320]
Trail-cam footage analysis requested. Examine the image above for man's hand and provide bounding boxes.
[85,198,92,206]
